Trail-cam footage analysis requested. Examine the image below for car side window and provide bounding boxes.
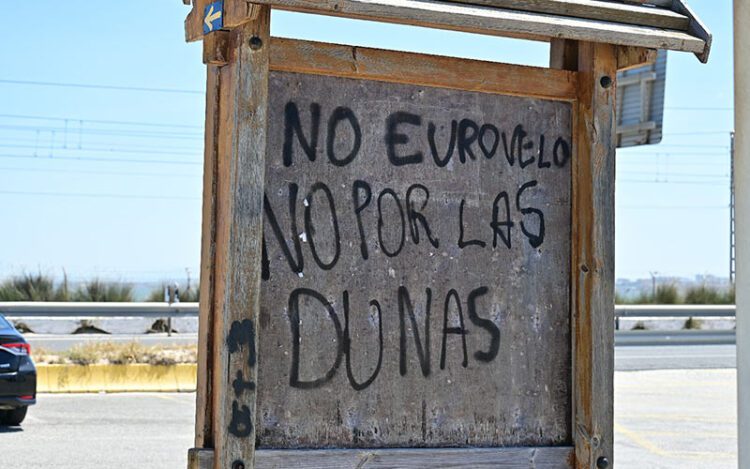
[0,315,12,329]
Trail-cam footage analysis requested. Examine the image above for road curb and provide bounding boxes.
[36,363,197,393]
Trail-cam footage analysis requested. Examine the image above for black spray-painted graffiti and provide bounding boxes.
[286,285,500,392]
[261,101,568,394]
[226,319,256,438]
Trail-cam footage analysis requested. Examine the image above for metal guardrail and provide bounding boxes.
[0,302,199,318]
[614,305,735,331]
[0,302,737,345]
[615,305,735,318]
[0,302,736,318]
[615,330,735,346]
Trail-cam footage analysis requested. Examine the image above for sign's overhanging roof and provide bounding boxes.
[185,0,711,63]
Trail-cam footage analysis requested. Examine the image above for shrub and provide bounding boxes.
[723,285,736,304]
[614,291,627,305]
[147,284,199,303]
[0,273,62,301]
[632,291,654,304]
[684,284,735,305]
[684,285,721,304]
[654,284,680,304]
[73,279,133,302]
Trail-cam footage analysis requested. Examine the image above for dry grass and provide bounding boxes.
[32,342,197,366]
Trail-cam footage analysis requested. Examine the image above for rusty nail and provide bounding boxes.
[600,75,613,89]
[232,460,245,469]
[596,456,610,469]
[249,36,263,50]
[581,264,590,273]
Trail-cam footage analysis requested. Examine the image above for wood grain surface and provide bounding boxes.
[256,70,573,448]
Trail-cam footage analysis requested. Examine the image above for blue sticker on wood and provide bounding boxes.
[203,1,224,34]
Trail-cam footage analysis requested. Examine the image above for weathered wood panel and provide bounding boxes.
[616,45,657,71]
[210,10,271,469]
[250,0,706,54]
[190,446,576,468]
[445,0,689,30]
[256,447,575,467]
[673,0,712,63]
[571,41,616,469]
[256,71,573,448]
[269,38,578,102]
[194,62,221,450]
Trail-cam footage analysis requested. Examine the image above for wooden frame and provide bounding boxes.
[190,25,618,468]
[175,0,710,464]
[191,446,576,467]
[445,0,690,30]
[551,38,616,469]
[269,37,578,101]
[192,9,271,468]
[185,0,711,63]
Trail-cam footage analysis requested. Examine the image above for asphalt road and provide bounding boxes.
[26,333,199,351]
[27,334,738,371]
[2,369,737,469]
[615,344,736,371]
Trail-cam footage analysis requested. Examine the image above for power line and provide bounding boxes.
[635,144,729,149]
[618,179,728,186]
[0,143,202,158]
[0,113,203,129]
[0,153,202,166]
[0,189,199,201]
[1,136,200,153]
[618,205,728,210]
[0,79,203,95]
[0,166,200,178]
[661,130,733,136]
[618,151,727,156]
[0,124,202,139]
[619,170,729,179]
[665,107,733,111]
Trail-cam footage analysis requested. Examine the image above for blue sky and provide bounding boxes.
[0,1,733,283]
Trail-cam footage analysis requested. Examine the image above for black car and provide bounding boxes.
[0,314,36,426]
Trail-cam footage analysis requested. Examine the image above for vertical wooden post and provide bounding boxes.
[552,39,616,469]
[190,29,231,469]
[549,39,578,71]
[194,62,221,451]
[208,7,271,469]
[574,41,616,469]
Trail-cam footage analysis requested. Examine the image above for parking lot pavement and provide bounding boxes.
[1,369,738,468]
[1,392,195,469]
[615,369,737,468]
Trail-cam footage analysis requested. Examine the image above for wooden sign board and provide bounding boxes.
[191,12,616,469]
[259,70,572,447]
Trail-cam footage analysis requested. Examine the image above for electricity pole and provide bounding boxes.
[734,1,749,465]
[649,271,658,299]
[731,132,736,284]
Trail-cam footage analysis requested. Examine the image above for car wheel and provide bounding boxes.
[0,406,28,426]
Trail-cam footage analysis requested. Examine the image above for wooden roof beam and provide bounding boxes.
[672,0,711,63]
[185,0,711,62]
[444,0,690,31]
[248,0,706,56]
